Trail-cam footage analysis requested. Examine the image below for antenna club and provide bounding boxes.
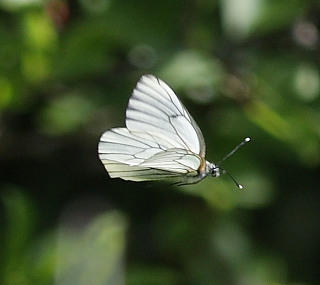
[244,137,251,142]
[238,184,244,189]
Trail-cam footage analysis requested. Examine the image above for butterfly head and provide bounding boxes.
[208,162,221,178]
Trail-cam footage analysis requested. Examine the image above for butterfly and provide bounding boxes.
[98,75,250,187]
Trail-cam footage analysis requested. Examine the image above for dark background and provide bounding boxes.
[1,1,320,284]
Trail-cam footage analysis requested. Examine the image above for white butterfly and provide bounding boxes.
[98,75,249,186]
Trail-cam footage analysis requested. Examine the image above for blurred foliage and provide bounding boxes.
[0,0,320,284]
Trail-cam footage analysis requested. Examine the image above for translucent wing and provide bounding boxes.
[99,128,202,183]
[126,75,206,157]
[98,75,207,183]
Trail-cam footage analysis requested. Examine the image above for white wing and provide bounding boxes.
[99,128,203,183]
[98,75,206,183]
[126,75,206,156]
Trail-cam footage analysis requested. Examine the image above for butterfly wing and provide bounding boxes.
[126,75,206,157]
[99,128,202,183]
[98,75,207,183]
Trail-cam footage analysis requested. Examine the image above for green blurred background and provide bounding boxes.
[1,0,320,284]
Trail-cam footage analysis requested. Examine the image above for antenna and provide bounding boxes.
[217,137,251,189]
[220,168,243,189]
[217,137,251,165]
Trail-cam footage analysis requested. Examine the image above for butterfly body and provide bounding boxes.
[98,75,222,185]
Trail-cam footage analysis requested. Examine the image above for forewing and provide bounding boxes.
[126,75,206,157]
